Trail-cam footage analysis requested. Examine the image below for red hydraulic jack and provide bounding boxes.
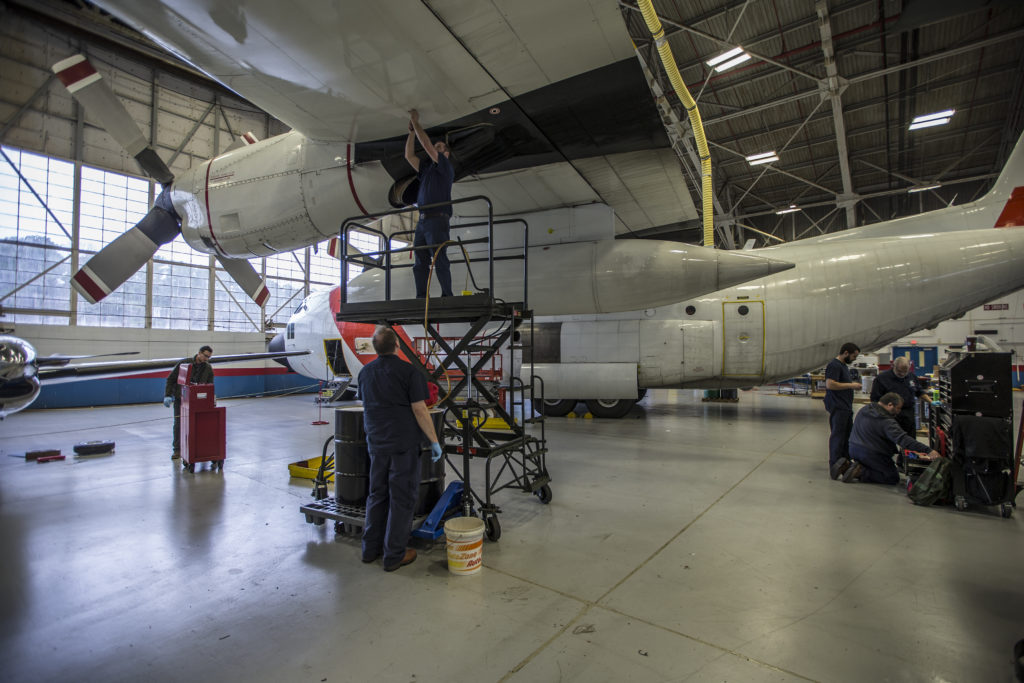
[178,364,226,473]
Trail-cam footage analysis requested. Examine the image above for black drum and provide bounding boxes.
[334,407,445,514]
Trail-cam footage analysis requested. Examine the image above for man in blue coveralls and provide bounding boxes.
[825,342,861,479]
[359,326,444,571]
[405,108,455,298]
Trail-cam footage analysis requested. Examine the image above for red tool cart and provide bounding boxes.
[178,364,226,472]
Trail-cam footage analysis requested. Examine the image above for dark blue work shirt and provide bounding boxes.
[357,355,429,452]
[824,358,854,411]
[416,153,454,216]
[870,369,923,419]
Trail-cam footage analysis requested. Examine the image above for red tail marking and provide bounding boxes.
[55,58,97,88]
[994,186,1024,227]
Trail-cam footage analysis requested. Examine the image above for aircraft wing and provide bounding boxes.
[92,0,698,234]
[39,351,310,385]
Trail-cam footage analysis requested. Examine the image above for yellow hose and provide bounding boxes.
[637,0,714,248]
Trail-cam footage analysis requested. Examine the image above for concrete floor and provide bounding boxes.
[1,389,1021,682]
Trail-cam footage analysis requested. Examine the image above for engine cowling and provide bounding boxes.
[0,377,41,419]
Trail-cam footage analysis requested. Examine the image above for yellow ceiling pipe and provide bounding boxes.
[636,0,714,248]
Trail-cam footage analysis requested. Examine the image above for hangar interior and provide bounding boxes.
[2,1,1024,681]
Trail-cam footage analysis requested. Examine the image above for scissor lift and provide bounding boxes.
[332,197,551,541]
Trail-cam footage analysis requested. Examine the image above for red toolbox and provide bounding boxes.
[178,365,226,472]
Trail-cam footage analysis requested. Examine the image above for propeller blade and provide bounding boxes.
[73,196,181,304]
[216,255,270,307]
[52,55,174,186]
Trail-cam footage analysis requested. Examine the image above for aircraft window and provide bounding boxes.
[287,323,295,340]
[294,302,304,314]
[685,306,696,315]
[738,305,749,316]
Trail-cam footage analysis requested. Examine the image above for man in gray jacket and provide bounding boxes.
[831,392,940,484]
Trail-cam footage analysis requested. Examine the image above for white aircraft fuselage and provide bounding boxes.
[277,134,1024,414]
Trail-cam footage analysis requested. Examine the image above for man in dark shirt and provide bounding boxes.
[824,342,861,478]
[163,345,214,459]
[869,356,924,438]
[834,392,940,485]
[405,108,455,298]
[358,327,443,572]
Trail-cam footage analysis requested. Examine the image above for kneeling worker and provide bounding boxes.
[833,392,939,484]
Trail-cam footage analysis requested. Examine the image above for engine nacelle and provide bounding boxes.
[172,132,397,258]
[0,377,41,419]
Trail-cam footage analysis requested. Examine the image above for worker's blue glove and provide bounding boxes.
[163,396,173,408]
[430,442,443,462]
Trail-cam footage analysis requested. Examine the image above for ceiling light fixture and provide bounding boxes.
[909,109,955,131]
[706,46,751,73]
[775,205,799,214]
[746,151,779,166]
[907,184,941,193]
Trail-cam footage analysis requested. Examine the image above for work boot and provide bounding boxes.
[830,457,850,481]
[383,548,417,572]
[842,461,865,483]
[171,450,180,460]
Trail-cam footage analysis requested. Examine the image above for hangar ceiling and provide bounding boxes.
[5,0,1024,247]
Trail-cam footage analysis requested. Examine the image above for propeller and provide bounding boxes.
[52,55,271,307]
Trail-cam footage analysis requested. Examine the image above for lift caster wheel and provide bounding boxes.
[534,484,552,505]
[954,495,967,512]
[484,515,501,542]
[186,463,195,473]
[1001,503,1013,519]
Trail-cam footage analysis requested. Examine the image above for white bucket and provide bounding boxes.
[444,516,485,576]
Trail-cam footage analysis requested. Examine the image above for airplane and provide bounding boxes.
[270,130,1024,417]
[50,0,789,310]
[0,335,309,419]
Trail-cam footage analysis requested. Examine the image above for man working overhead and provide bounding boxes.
[405,108,455,298]
[824,342,861,478]
[833,392,940,484]
[870,356,924,438]
[358,326,443,572]
[163,345,213,459]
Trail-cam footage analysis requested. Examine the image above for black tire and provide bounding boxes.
[73,440,115,455]
[955,495,967,512]
[585,398,636,419]
[187,463,195,473]
[636,388,648,401]
[536,398,577,417]
[535,484,552,505]
[1001,503,1013,519]
[484,515,501,542]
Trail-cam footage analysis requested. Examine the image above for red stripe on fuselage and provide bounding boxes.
[203,160,227,255]
[995,186,1024,227]
[329,287,420,369]
[73,269,107,303]
[55,58,97,88]
[346,143,369,216]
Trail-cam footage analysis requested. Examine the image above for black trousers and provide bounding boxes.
[172,397,181,451]
[828,408,853,467]
[850,443,900,484]
[362,445,421,566]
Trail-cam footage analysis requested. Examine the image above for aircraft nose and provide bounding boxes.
[267,333,293,371]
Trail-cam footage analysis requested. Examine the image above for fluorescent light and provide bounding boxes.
[706,47,744,67]
[908,118,950,130]
[912,110,955,124]
[775,205,799,214]
[907,184,941,193]
[749,154,778,166]
[745,151,777,162]
[714,53,752,72]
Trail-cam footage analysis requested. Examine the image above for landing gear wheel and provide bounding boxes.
[484,515,501,542]
[535,484,552,504]
[585,398,636,419]
[1001,502,1013,519]
[954,495,967,512]
[536,398,577,417]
